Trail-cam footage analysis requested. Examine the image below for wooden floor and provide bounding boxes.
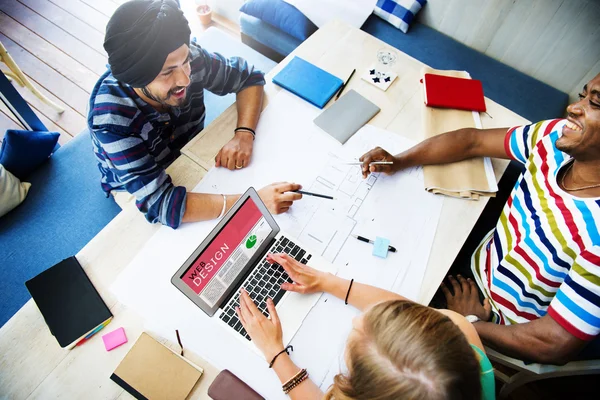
[0,0,240,145]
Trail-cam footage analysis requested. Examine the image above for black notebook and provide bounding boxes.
[25,256,113,349]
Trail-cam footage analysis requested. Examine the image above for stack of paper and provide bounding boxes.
[420,67,498,200]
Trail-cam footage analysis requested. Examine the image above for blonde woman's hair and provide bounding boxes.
[325,300,481,400]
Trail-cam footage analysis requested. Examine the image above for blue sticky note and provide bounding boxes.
[372,237,390,259]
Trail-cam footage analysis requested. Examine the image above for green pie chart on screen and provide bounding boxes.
[246,234,257,249]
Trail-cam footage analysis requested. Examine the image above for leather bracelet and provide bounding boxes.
[345,278,354,305]
[234,126,256,140]
[282,368,306,388]
[269,345,293,368]
[282,368,307,393]
[284,371,309,394]
[217,194,227,219]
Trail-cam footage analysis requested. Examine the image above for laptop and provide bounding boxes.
[172,187,337,351]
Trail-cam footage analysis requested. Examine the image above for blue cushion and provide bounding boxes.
[240,13,302,59]
[0,132,121,327]
[240,0,317,41]
[361,15,569,122]
[374,0,427,33]
[0,130,60,180]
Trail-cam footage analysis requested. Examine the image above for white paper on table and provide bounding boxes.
[472,110,499,193]
[283,0,377,28]
[111,93,443,399]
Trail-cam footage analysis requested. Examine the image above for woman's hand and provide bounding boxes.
[236,289,284,362]
[267,253,327,294]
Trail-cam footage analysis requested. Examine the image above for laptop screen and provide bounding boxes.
[180,197,273,307]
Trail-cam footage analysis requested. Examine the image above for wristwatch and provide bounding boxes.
[465,315,481,323]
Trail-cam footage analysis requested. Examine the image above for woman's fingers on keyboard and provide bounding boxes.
[240,289,259,316]
[266,298,280,327]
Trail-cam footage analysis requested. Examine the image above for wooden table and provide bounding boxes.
[0,20,528,399]
[184,20,530,306]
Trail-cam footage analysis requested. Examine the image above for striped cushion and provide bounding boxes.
[374,0,426,33]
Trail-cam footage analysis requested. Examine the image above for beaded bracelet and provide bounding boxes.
[284,372,309,394]
[234,126,256,140]
[282,368,308,394]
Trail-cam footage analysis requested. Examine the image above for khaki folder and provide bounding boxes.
[421,67,496,200]
[111,332,204,400]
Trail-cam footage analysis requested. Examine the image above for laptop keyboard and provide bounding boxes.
[219,236,312,341]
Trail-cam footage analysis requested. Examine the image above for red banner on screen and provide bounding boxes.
[182,199,262,294]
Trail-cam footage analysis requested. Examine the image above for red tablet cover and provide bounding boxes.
[423,73,486,112]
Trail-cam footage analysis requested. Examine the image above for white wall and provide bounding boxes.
[418,0,600,104]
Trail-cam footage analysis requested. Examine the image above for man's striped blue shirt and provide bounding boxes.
[87,43,265,228]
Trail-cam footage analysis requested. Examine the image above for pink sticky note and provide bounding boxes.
[102,327,128,351]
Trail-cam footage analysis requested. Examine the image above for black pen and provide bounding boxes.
[293,190,335,200]
[335,69,356,100]
[352,234,397,252]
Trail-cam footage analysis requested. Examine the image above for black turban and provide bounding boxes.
[104,0,191,87]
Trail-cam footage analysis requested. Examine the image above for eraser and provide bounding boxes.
[372,237,390,259]
[102,327,128,351]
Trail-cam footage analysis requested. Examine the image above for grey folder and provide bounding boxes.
[313,89,381,144]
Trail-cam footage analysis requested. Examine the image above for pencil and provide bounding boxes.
[294,190,335,200]
[335,69,356,100]
[341,161,394,165]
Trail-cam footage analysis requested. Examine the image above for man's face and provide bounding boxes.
[144,44,191,108]
[556,74,600,161]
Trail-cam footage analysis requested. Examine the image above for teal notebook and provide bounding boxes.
[272,57,343,108]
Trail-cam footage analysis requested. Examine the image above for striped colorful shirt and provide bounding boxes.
[87,42,265,228]
[472,119,600,341]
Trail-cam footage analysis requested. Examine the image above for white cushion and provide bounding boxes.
[0,164,31,217]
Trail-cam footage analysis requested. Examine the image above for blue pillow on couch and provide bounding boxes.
[240,0,318,41]
[0,129,60,180]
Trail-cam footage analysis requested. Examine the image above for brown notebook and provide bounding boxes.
[111,333,203,400]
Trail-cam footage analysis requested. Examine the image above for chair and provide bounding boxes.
[0,40,64,115]
[486,347,600,398]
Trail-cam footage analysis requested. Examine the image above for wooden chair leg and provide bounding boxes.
[0,40,65,114]
[3,71,25,87]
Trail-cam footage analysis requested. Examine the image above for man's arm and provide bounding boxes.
[474,314,588,364]
[183,182,302,223]
[181,193,240,223]
[235,84,263,132]
[214,85,264,169]
[361,127,511,176]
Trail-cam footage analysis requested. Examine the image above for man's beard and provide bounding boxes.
[142,85,188,108]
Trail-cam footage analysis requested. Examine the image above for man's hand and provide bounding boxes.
[359,147,398,178]
[236,289,284,362]
[441,275,492,322]
[215,131,254,170]
[267,253,327,294]
[258,182,302,214]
